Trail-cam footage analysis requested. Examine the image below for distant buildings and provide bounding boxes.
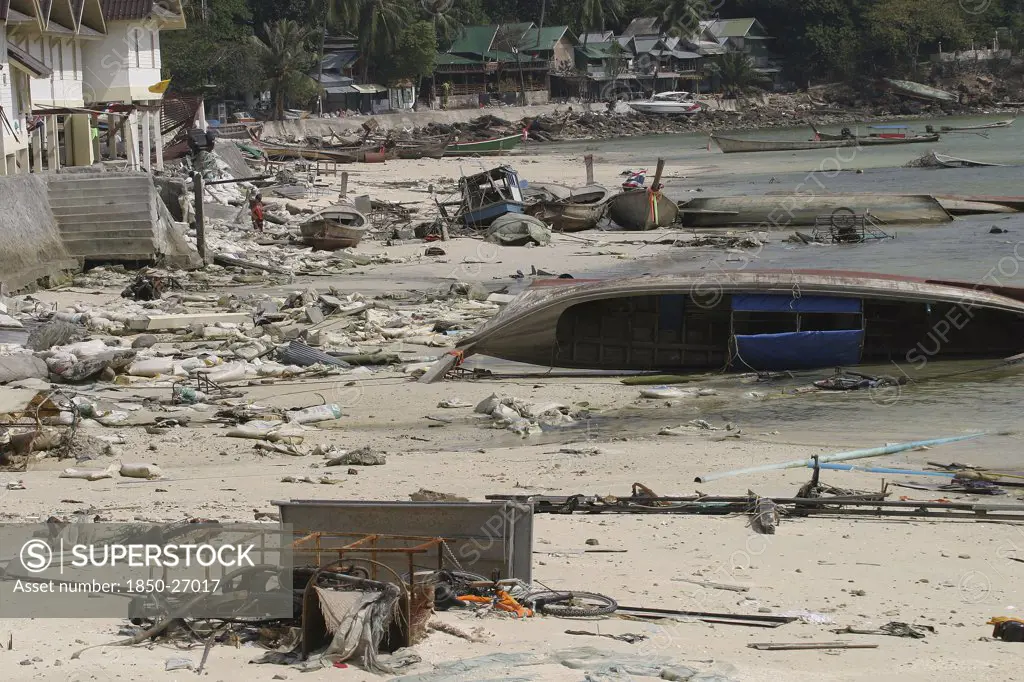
[430,17,783,109]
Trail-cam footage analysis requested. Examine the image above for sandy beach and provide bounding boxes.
[2,143,1023,682]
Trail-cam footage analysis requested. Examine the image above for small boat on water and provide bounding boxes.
[444,133,523,156]
[940,118,1015,132]
[713,130,939,154]
[299,204,368,250]
[607,189,679,230]
[628,91,702,115]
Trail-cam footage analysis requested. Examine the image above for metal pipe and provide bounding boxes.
[694,433,985,483]
[808,463,956,478]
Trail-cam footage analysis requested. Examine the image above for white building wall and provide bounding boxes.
[25,35,84,107]
[81,23,164,103]
[0,30,13,120]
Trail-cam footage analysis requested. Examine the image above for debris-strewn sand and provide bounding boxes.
[2,152,1021,682]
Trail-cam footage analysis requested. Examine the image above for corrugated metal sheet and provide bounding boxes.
[279,340,350,368]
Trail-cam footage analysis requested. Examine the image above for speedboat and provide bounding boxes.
[628,91,702,115]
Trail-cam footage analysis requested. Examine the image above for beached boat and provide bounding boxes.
[940,118,1015,132]
[914,151,1005,169]
[810,123,939,143]
[441,270,1024,374]
[460,166,525,227]
[395,133,454,159]
[299,204,368,250]
[884,78,958,103]
[444,133,523,156]
[713,132,939,154]
[529,201,608,232]
[679,193,952,228]
[260,143,360,163]
[607,189,679,230]
[628,91,702,115]
[212,122,263,140]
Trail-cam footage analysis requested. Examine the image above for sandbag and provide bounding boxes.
[0,355,49,384]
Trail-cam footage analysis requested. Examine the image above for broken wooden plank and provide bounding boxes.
[672,578,750,593]
[418,353,460,384]
[213,253,290,274]
[748,642,878,651]
[127,313,251,331]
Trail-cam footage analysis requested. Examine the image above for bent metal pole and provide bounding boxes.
[694,433,985,484]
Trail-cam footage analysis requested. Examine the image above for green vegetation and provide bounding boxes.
[161,0,1024,109]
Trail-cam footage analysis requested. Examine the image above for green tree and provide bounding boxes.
[710,52,771,97]
[330,0,414,82]
[377,20,438,84]
[863,0,969,74]
[648,0,701,39]
[255,19,317,119]
[581,0,623,43]
[162,0,262,97]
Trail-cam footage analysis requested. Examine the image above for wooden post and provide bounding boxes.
[192,171,206,264]
[141,109,152,172]
[107,114,117,159]
[645,157,666,229]
[339,171,348,200]
[584,154,594,184]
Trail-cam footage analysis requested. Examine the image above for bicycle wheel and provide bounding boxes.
[525,590,618,617]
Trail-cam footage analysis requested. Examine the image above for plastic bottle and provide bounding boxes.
[286,404,342,424]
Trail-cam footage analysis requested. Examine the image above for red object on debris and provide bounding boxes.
[332,661,349,668]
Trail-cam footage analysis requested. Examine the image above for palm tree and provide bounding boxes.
[581,0,623,45]
[255,20,316,120]
[422,0,463,48]
[331,0,413,82]
[648,0,699,39]
[710,52,771,98]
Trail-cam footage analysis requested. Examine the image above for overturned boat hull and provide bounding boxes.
[451,270,1024,373]
[607,189,679,230]
[679,194,951,228]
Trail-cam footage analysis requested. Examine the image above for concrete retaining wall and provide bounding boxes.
[0,175,78,292]
[261,102,570,138]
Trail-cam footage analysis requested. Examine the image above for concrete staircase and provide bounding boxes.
[47,173,200,267]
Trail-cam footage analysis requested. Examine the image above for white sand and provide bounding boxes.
[1,151,1020,682]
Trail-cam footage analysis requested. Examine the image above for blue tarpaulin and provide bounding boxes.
[731,294,861,314]
[735,330,863,370]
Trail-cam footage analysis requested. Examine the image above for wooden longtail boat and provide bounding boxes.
[444,133,523,156]
[526,184,613,232]
[940,118,1015,132]
[529,201,608,232]
[607,189,678,230]
[442,270,1024,373]
[299,203,368,250]
[713,132,939,154]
